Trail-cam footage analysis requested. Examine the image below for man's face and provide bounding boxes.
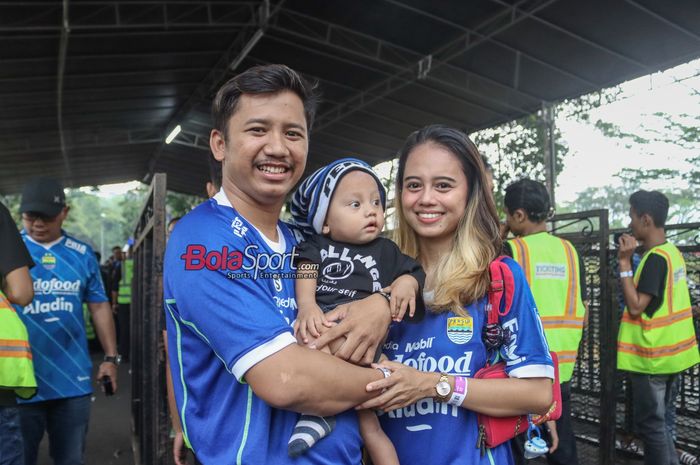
[22,208,67,243]
[628,207,645,240]
[210,90,308,208]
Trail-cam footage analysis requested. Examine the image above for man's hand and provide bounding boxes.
[173,431,190,465]
[310,293,391,365]
[293,303,329,344]
[618,233,638,263]
[96,361,118,393]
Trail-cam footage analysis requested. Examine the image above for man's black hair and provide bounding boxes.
[208,154,222,190]
[212,64,320,139]
[629,190,669,227]
[112,246,121,252]
[504,178,552,223]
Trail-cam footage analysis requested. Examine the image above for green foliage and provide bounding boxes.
[166,191,205,219]
[471,112,568,213]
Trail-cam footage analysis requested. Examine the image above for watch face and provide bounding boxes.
[436,381,451,397]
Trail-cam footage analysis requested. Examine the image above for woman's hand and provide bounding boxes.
[311,293,392,365]
[356,361,435,412]
[293,303,328,344]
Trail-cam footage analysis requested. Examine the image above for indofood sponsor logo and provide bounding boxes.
[33,279,81,296]
[446,316,473,344]
[392,351,473,376]
[41,253,57,270]
[23,298,75,315]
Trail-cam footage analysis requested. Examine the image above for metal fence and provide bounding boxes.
[545,212,700,465]
[130,173,170,465]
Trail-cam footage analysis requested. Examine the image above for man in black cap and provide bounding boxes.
[15,177,119,465]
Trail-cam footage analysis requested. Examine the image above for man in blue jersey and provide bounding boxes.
[164,64,396,465]
[16,178,119,465]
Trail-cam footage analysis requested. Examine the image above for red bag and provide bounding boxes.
[474,256,562,451]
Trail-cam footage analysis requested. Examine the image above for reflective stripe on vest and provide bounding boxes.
[82,303,95,340]
[0,291,37,399]
[617,242,700,374]
[118,259,133,304]
[508,233,586,382]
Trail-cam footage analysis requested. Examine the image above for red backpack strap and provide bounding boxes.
[488,256,515,321]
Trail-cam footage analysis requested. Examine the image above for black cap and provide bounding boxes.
[20,178,66,217]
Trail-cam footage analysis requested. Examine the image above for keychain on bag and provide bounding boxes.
[523,423,549,460]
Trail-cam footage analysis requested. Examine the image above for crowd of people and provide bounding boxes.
[0,63,698,465]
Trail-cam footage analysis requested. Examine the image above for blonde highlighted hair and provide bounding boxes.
[392,125,502,316]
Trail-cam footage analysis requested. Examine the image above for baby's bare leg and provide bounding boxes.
[358,410,399,465]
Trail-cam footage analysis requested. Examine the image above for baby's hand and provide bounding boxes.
[385,275,419,322]
[293,304,328,344]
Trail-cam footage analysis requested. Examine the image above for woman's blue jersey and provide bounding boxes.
[379,257,553,465]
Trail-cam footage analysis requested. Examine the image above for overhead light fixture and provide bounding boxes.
[165,125,181,144]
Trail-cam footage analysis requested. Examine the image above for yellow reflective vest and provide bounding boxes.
[0,291,37,399]
[508,232,586,382]
[617,242,700,374]
[117,258,132,305]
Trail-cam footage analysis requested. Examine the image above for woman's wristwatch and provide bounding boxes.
[434,373,452,402]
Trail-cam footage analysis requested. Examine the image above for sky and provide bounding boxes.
[91,59,700,205]
[555,59,699,203]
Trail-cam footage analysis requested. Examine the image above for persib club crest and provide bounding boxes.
[446,316,473,344]
[41,253,57,270]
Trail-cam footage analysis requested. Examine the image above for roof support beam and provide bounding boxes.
[269,9,539,115]
[625,0,700,43]
[57,0,72,182]
[488,0,652,73]
[0,2,258,33]
[145,0,283,181]
[314,0,557,133]
[383,0,599,89]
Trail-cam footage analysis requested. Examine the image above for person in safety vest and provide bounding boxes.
[502,179,587,465]
[16,177,119,465]
[617,190,699,465]
[0,201,36,465]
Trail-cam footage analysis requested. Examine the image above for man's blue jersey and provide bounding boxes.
[379,257,553,465]
[16,232,107,403]
[163,191,362,465]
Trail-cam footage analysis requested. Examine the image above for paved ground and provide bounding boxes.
[37,354,134,465]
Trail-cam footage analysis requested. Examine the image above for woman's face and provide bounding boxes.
[401,142,469,242]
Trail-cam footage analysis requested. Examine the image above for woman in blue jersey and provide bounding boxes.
[358,125,555,464]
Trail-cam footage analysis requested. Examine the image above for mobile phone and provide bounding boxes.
[613,232,623,248]
[101,376,114,396]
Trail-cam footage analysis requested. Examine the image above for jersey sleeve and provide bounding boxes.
[164,214,296,381]
[294,234,322,265]
[499,257,554,380]
[382,239,426,290]
[84,247,108,303]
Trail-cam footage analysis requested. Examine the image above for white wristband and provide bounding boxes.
[448,376,468,406]
[619,270,633,279]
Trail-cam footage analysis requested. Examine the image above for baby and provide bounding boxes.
[289,158,425,464]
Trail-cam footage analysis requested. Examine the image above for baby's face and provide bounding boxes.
[323,170,384,244]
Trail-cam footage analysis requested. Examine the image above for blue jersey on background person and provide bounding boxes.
[164,191,362,465]
[15,177,119,465]
[380,257,553,465]
[17,231,107,401]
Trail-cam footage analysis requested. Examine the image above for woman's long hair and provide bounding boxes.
[392,125,502,315]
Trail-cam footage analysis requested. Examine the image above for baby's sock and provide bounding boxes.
[287,414,336,457]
